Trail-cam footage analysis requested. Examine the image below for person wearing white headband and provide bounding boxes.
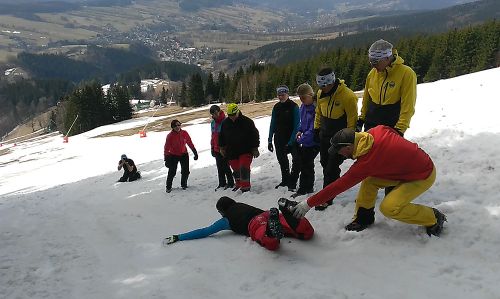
[358,39,417,137]
[312,67,358,210]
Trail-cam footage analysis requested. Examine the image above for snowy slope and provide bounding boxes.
[1,68,500,299]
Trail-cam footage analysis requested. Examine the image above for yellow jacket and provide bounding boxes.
[360,52,416,133]
[314,80,358,130]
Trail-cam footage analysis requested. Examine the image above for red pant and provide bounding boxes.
[248,211,314,251]
[229,154,253,191]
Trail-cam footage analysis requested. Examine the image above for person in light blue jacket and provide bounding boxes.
[292,83,320,198]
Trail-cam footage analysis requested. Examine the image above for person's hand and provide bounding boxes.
[164,155,171,168]
[211,148,216,157]
[252,148,260,158]
[268,142,274,152]
[356,119,364,132]
[162,235,179,246]
[220,147,226,157]
[292,200,311,218]
[296,131,303,141]
[194,153,198,160]
[192,148,198,160]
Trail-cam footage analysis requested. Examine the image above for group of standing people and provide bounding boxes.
[129,39,447,251]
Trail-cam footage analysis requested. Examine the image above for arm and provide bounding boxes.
[359,73,371,121]
[125,160,134,172]
[118,160,123,171]
[314,92,322,129]
[268,107,276,143]
[394,68,417,134]
[177,218,231,241]
[288,105,300,146]
[164,133,171,156]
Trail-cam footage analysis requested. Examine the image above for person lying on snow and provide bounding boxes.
[163,197,314,251]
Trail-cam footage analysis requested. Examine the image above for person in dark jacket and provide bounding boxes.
[164,119,198,193]
[268,85,300,190]
[210,105,235,191]
[292,83,320,198]
[313,67,358,210]
[117,154,141,182]
[163,197,314,251]
[218,103,260,192]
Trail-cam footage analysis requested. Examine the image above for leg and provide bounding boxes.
[288,144,301,190]
[279,214,314,240]
[228,159,240,189]
[379,167,437,226]
[128,171,140,182]
[274,139,290,186]
[239,154,253,191]
[248,212,280,251]
[319,137,332,188]
[297,147,318,194]
[214,152,227,187]
[166,156,180,190]
[179,153,190,188]
[221,154,234,186]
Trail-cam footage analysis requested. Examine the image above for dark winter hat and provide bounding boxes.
[171,119,181,128]
[276,85,289,95]
[121,154,127,159]
[216,196,236,213]
[209,105,221,114]
[328,128,355,155]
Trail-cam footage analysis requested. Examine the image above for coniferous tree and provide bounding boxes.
[179,82,188,107]
[188,73,205,106]
[205,73,216,103]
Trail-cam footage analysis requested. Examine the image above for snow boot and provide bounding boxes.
[426,208,447,237]
[278,198,300,230]
[275,182,288,189]
[266,208,283,240]
[345,207,375,231]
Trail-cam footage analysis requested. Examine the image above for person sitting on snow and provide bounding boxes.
[291,126,447,237]
[163,197,314,251]
[117,154,141,182]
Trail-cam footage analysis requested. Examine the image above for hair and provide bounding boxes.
[209,105,221,114]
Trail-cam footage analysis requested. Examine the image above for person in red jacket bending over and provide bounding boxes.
[290,126,447,237]
[164,119,198,193]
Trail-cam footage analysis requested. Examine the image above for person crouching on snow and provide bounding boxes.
[163,197,314,251]
[117,154,141,182]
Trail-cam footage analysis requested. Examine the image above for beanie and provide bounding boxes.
[368,39,393,61]
[121,154,127,159]
[276,85,289,94]
[296,83,314,96]
[216,196,236,213]
[226,103,239,116]
[328,128,355,154]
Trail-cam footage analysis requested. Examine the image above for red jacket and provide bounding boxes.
[164,129,195,157]
[307,126,434,207]
[210,111,226,153]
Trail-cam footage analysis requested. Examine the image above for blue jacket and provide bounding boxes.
[297,103,318,148]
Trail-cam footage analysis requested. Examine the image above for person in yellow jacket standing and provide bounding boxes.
[313,67,358,210]
[357,39,417,136]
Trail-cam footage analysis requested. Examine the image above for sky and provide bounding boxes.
[1,67,500,299]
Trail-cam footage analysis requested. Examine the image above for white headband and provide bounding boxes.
[369,48,393,60]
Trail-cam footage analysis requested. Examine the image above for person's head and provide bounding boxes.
[171,119,182,131]
[296,83,314,105]
[276,85,289,102]
[368,39,394,72]
[209,105,221,120]
[216,196,236,217]
[121,154,127,160]
[329,128,356,159]
[316,67,336,93]
[226,103,240,121]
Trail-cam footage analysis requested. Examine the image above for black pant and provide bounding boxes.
[119,169,140,182]
[319,137,345,188]
[214,151,234,187]
[166,153,189,189]
[296,146,319,193]
[274,138,300,188]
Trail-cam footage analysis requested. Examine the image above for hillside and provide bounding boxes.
[0,68,499,298]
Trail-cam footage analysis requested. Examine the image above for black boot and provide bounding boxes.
[266,208,283,240]
[345,207,375,232]
[278,198,300,230]
[426,208,447,237]
[180,172,189,189]
[275,182,288,189]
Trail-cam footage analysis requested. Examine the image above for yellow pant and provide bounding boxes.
[354,167,437,226]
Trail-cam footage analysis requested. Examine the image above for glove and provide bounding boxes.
[220,147,226,157]
[292,200,311,218]
[162,235,179,246]
[356,119,364,132]
[211,148,216,157]
[192,148,198,160]
[252,148,260,158]
[268,142,274,152]
[164,155,171,168]
[313,129,320,143]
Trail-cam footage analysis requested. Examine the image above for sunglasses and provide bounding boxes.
[174,123,182,127]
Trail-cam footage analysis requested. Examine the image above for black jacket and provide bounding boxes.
[224,202,264,235]
[218,113,260,160]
